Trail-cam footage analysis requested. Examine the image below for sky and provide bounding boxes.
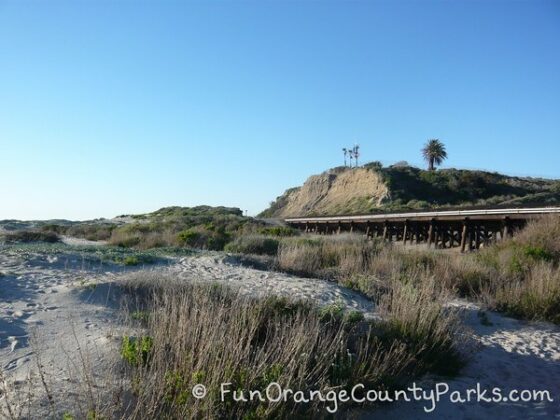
[1,0,559,220]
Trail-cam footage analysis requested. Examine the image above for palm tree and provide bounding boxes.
[342,148,348,166]
[353,144,360,167]
[422,139,447,171]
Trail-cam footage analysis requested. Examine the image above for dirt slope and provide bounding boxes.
[261,165,560,218]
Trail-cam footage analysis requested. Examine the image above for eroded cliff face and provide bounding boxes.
[267,167,389,217]
[261,165,560,218]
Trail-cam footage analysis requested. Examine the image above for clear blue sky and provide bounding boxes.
[1,1,559,220]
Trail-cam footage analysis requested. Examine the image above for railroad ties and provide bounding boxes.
[285,208,560,252]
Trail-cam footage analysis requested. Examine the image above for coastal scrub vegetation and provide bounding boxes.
[97,275,461,418]
[0,230,61,244]
[231,215,560,324]
[34,206,261,251]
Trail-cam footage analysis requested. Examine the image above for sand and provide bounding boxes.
[171,253,375,316]
[365,300,560,419]
[1,244,559,418]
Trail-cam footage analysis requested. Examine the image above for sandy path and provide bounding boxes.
[170,253,376,316]
[0,247,127,417]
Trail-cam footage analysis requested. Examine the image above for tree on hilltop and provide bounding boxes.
[422,139,447,171]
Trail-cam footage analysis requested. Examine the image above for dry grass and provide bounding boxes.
[108,229,178,250]
[277,234,382,279]
[515,215,560,257]
[270,216,560,324]
[489,263,560,323]
[111,274,462,418]
[224,234,280,256]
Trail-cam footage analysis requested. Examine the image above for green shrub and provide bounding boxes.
[364,161,383,170]
[106,205,255,250]
[121,336,154,366]
[2,230,60,244]
[318,301,345,322]
[177,227,229,251]
[523,245,553,262]
[112,254,155,266]
[177,229,200,247]
[224,235,280,256]
[123,256,140,266]
[257,226,299,237]
[345,310,365,323]
[131,311,150,322]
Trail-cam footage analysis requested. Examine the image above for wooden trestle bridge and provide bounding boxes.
[285,207,560,252]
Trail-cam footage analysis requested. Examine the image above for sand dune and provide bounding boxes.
[1,244,559,418]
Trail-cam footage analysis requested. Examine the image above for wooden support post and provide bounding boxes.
[502,217,512,240]
[365,222,371,238]
[427,220,435,248]
[337,222,341,235]
[475,225,481,249]
[382,221,388,241]
[460,219,469,253]
[403,220,409,245]
[349,222,354,233]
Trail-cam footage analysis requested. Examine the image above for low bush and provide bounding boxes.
[42,223,115,241]
[515,215,560,258]
[176,226,230,251]
[1,230,60,244]
[224,235,279,256]
[121,335,154,367]
[257,226,299,237]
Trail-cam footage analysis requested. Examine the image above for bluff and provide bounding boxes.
[260,164,560,218]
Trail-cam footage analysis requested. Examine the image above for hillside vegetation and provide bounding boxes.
[28,206,294,251]
[260,164,560,217]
